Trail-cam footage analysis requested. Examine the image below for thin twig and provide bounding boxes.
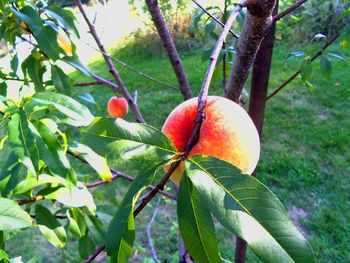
[273,0,307,22]
[70,34,178,90]
[192,0,239,38]
[85,167,177,201]
[85,245,106,263]
[74,80,106,87]
[75,0,145,123]
[146,197,161,263]
[30,214,67,219]
[18,195,45,205]
[267,31,340,100]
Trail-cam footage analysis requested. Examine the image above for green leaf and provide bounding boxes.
[44,6,79,37]
[67,208,87,238]
[30,119,73,180]
[0,82,7,97]
[187,155,315,263]
[0,231,4,250]
[300,57,312,82]
[62,56,91,77]
[69,142,112,182]
[12,174,60,195]
[8,109,39,175]
[45,184,96,212]
[12,6,60,60]
[10,54,18,77]
[0,135,8,150]
[0,153,21,197]
[22,55,46,92]
[11,6,42,33]
[327,51,347,64]
[78,232,95,259]
[88,215,106,242]
[106,166,158,262]
[30,92,94,126]
[286,51,305,61]
[51,65,72,95]
[320,56,332,80]
[201,47,213,62]
[81,118,176,155]
[0,249,8,261]
[34,25,60,60]
[178,175,221,263]
[0,198,32,230]
[35,204,67,247]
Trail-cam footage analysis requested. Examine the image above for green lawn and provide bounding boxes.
[5,41,350,262]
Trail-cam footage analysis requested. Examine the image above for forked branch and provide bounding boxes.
[273,0,307,22]
[266,31,341,100]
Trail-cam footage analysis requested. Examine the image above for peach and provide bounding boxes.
[108,96,129,118]
[162,96,260,184]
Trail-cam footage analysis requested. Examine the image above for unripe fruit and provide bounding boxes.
[162,96,260,184]
[108,96,129,118]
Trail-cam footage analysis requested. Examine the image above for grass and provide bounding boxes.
[5,39,350,262]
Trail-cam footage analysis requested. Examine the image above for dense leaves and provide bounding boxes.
[106,166,159,262]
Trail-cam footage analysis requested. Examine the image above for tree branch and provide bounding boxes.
[86,168,177,201]
[192,0,239,38]
[70,34,178,90]
[75,0,145,123]
[74,80,106,87]
[145,0,193,100]
[273,0,307,22]
[146,197,161,263]
[85,245,106,263]
[225,0,277,102]
[133,0,243,219]
[18,195,44,205]
[266,31,340,100]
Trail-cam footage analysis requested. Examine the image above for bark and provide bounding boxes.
[235,2,279,262]
[145,0,192,100]
[225,0,277,102]
[235,237,248,263]
[248,1,278,135]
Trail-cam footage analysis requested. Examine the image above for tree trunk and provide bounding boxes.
[235,2,279,262]
[145,0,192,100]
[224,0,276,103]
[248,1,279,135]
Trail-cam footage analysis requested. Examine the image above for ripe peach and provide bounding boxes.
[108,96,129,118]
[162,96,260,184]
